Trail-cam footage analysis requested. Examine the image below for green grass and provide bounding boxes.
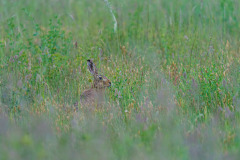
[0,0,240,159]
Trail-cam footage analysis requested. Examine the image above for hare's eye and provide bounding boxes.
[99,76,102,80]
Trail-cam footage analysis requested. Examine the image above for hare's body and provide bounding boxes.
[79,60,111,106]
[80,88,105,105]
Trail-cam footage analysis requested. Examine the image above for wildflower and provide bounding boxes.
[19,50,23,56]
[14,55,18,59]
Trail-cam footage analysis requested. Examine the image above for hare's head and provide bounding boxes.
[87,59,111,89]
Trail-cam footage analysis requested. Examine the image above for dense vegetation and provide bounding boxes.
[0,0,240,159]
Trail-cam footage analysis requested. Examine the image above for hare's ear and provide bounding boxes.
[87,59,98,76]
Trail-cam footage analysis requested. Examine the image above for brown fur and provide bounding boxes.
[80,60,111,106]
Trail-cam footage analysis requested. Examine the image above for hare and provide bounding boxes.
[79,59,111,106]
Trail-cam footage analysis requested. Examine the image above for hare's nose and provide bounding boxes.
[109,82,111,86]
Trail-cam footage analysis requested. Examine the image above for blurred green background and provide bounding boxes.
[0,0,240,159]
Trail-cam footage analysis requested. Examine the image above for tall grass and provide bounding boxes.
[0,0,240,159]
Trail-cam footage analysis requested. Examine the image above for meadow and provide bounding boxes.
[0,0,240,159]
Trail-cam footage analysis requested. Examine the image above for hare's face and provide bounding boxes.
[94,75,111,88]
[87,59,111,89]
